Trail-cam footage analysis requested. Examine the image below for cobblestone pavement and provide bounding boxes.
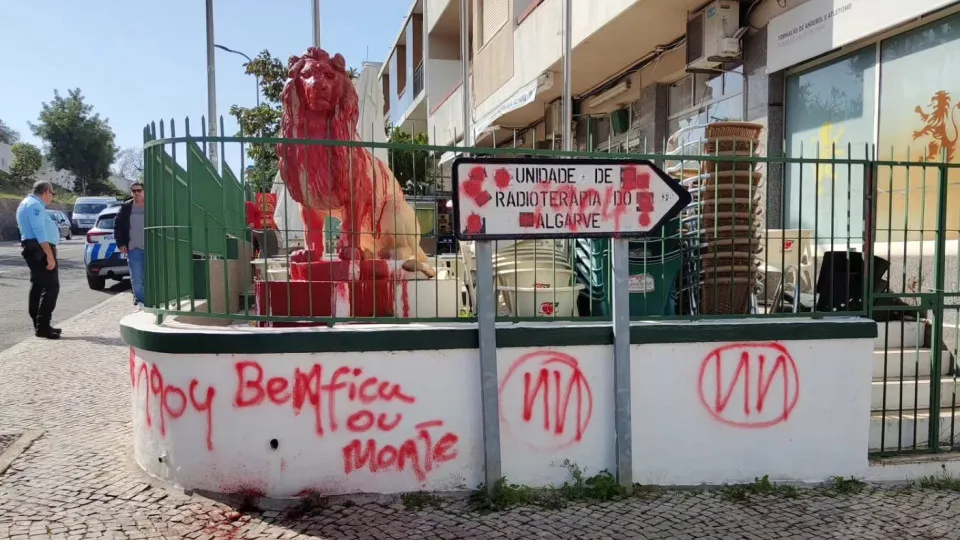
[4,295,960,539]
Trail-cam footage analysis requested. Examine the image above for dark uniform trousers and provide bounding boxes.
[21,240,60,331]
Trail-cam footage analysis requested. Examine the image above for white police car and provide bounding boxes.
[84,206,128,290]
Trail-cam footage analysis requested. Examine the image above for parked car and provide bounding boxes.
[46,209,72,240]
[84,206,128,290]
[72,196,120,234]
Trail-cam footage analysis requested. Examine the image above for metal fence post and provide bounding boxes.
[929,160,949,450]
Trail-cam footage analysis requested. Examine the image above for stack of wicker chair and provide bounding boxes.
[695,122,765,315]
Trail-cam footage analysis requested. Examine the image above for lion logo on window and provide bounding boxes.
[913,90,959,163]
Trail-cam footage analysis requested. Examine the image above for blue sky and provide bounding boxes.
[0,0,408,171]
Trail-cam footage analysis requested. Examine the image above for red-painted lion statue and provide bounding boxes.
[277,47,434,276]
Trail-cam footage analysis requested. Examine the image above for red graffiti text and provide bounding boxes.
[697,342,800,428]
[342,419,459,482]
[233,360,414,436]
[232,360,459,482]
[498,350,593,451]
[129,350,217,450]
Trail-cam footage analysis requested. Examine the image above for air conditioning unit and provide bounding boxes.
[544,99,562,139]
[686,0,741,71]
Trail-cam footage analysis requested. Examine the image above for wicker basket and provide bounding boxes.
[699,237,764,253]
[698,198,764,215]
[705,122,765,140]
[700,215,763,230]
[704,160,760,174]
[697,184,764,201]
[702,170,764,188]
[700,262,758,274]
[703,137,762,155]
[699,276,755,315]
[702,149,760,173]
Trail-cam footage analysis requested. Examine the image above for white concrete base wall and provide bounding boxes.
[130,349,485,497]
[633,340,874,485]
[128,330,875,497]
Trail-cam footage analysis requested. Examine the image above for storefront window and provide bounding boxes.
[784,48,876,244]
[667,67,744,151]
[877,11,960,240]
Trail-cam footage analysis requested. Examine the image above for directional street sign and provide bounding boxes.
[451,157,692,241]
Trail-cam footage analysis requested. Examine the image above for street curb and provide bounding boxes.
[0,430,44,476]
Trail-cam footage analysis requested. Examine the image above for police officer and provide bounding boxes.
[16,181,62,339]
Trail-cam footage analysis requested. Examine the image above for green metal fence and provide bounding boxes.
[142,117,960,455]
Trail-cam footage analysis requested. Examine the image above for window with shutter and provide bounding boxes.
[480,0,509,46]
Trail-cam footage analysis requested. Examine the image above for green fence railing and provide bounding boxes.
[141,117,960,457]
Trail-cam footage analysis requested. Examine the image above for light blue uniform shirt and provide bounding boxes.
[43,211,61,246]
[16,194,55,245]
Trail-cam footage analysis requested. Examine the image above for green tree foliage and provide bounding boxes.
[387,127,437,196]
[115,147,144,184]
[229,50,364,193]
[229,50,287,193]
[0,119,19,145]
[30,89,118,194]
[8,143,42,186]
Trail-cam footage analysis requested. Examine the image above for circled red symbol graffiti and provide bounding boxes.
[697,342,800,429]
[498,351,593,451]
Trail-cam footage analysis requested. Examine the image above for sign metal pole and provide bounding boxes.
[460,0,502,494]
[312,0,321,48]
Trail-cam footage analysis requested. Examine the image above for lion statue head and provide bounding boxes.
[278,47,364,211]
[283,48,358,128]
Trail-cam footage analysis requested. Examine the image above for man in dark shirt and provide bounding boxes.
[115,182,146,306]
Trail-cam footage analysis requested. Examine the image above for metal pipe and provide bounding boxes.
[460,0,471,146]
[205,0,218,163]
[561,0,573,151]
[460,0,501,495]
[312,0,321,48]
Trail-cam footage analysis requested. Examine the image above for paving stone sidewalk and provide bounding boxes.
[3,295,960,539]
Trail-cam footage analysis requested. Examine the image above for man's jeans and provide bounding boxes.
[127,248,145,305]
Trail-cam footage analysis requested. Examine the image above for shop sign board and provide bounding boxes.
[451,157,691,240]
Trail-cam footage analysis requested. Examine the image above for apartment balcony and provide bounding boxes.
[426,0,457,35]
[427,81,464,147]
[470,0,705,144]
[413,61,425,97]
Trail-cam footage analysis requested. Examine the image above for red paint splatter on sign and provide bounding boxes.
[465,213,483,234]
[494,167,512,190]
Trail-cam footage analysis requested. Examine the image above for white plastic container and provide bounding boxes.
[496,268,575,289]
[251,257,289,280]
[493,259,573,274]
[499,284,585,318]
[395,278,465,318]
[265,268,290,281]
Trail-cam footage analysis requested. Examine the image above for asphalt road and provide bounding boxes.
[0,238,129,352]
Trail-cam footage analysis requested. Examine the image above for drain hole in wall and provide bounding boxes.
[158,457,163,463]
[270,439,279,450]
